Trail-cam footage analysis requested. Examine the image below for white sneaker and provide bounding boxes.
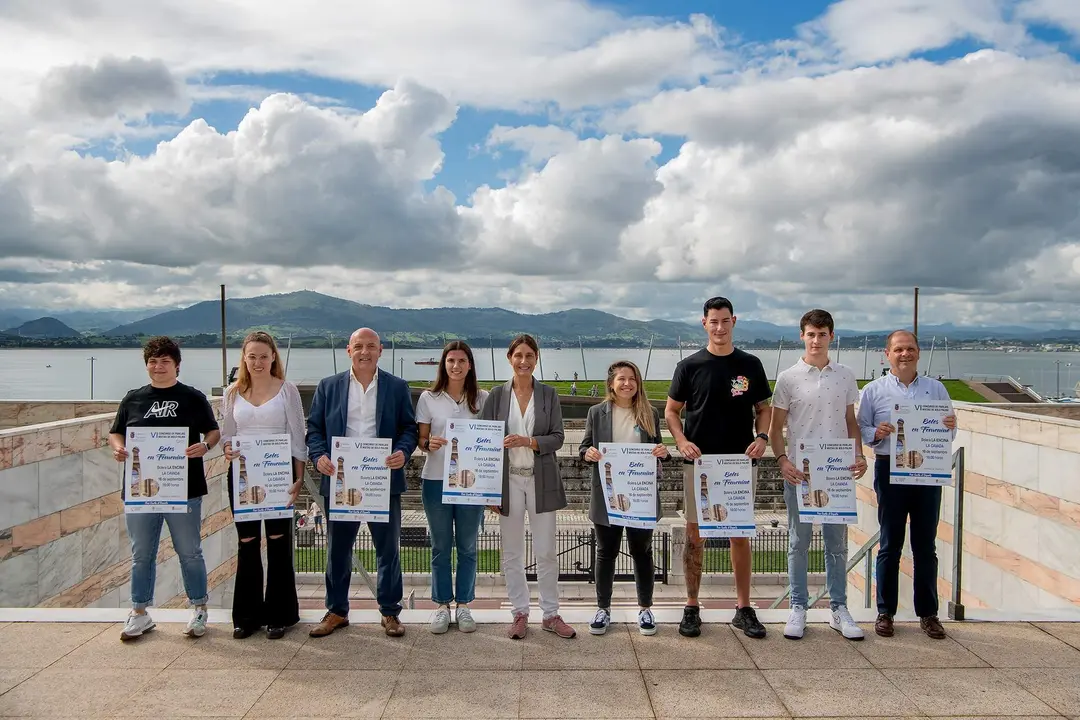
[120,611,155,641]
[184,608,208,638]
[784,605,807,640]
[455,606,476,633]
[430,606,451,634]
[830,605,865,640]
[589,607,611,636]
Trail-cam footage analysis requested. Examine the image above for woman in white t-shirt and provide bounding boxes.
[579,360,669,636]
[415,341,489,635]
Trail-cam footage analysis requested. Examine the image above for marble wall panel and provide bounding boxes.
[0,464,38,532]
[36,453,83,517]
[37,533,83,600]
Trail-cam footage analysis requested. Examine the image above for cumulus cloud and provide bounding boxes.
[2,1,1080,329]
[1,81,464,270]
[804,0,1028,64]
[608,50,1080,305]
[34,56,187,120]
[462,135,663,275]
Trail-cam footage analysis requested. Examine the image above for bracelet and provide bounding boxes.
[856,454,866,460]
[776,453,787,462]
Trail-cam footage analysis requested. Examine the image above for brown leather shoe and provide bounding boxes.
[920,615,946,639]
[309,611,349,638]
[382,615,405,637]
[875,613,894,637]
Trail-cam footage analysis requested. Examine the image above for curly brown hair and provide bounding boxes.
[142,336,181,366]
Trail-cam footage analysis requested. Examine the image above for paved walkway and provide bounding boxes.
[2,610,1080,718]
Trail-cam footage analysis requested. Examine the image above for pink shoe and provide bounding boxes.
[542,614,577,639]
[508,612,528,639]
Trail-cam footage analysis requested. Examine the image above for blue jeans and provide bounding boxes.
[422,480,484,605]
[324,493,403,618]
[784,482,848,611]
[127,496,208,609]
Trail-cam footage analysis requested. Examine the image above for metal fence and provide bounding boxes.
[294,526,823,579]
[294,527,670,582]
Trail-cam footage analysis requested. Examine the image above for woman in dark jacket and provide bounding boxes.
[579,360,669,636]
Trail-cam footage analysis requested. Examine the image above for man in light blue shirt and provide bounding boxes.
[857,330,956,641]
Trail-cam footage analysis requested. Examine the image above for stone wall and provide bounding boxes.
[0,401,120,430]
[0,405,237,609]
[847,402,1080,612]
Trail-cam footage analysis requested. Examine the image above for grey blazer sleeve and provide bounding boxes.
[534,383,564,455]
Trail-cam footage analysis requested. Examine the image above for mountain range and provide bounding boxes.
[2,290,1080,344]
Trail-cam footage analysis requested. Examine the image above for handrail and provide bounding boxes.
[768,446,966,613]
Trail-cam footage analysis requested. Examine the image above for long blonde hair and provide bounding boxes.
[605,360,656,436]
[229,331,284,398]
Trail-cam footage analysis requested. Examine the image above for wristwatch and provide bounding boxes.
[755,432,769,442]
[202,441,211,452]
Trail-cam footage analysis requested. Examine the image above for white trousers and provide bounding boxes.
[500,472,559,619]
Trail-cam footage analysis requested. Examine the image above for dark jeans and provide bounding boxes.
[874,456,942,617]
[324,493,403,618]
[594,523,654,609]
[228,469,299,630]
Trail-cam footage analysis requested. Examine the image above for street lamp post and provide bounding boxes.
[1056,360,1073,399]
[88,356,96,399]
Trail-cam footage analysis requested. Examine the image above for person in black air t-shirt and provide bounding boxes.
[666,297,772,640]
[107,336,220,643]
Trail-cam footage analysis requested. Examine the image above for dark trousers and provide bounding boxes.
[324,493,403,618]
[228,470,299,630]
[874,457,942,617]
[594,523,654,609]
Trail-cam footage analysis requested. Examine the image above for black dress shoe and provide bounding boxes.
[233,626,255,639]
[267,626,286,640]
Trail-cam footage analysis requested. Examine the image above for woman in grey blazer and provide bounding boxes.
[579,360,669,636]
[480,334,576,640]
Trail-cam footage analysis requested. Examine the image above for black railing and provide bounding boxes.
[701,529,825,574]
[294,527,670,582]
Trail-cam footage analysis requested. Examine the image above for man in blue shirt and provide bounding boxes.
[857,330,956,640]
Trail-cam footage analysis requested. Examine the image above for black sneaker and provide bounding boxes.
[679,605,702,637]
[732,606,766,639]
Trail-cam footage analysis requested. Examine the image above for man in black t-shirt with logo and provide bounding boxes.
[108,336,220,642]
[666,297,772,639]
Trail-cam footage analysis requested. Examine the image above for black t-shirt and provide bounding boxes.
[669,348,772,457]
[110,382,219,499]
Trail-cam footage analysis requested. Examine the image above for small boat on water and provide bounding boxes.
[414,357,438,365]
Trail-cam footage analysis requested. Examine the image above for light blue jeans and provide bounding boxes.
[127,496,208,609]
[784,482,848,611]
[422,480,484,605]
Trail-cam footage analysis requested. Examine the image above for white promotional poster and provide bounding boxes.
[442,419,505,505]
[694,455,755,538]
[124,427,189,514]
[231,434,294,522]
[890,401,955,485]
[328,437,393,522]
[597,443,658,529]
[793,439,857,524]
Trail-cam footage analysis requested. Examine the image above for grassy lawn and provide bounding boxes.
[704,548,824,574]
[295,546,501,574]
[411,378,988,403]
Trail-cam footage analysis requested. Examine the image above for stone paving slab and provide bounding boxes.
[2,618,1080,718]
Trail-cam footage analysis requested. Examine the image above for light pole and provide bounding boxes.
[88,356,96,399]
[1056,360,1073,398]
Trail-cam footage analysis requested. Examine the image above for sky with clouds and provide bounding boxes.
[2,0,1080,328]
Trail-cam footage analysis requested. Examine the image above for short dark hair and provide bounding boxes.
[507,334,539,357]
[886,330,920,350]
[703,296,734,317]
[800,309,834,333]
[143,336,181,366]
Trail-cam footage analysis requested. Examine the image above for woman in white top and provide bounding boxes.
[579,360,669,636]
[480,335,576,640]
[416,341,489,634]
[221,331,307,640]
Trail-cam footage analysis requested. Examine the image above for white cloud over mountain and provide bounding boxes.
[1,0,1080,328]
